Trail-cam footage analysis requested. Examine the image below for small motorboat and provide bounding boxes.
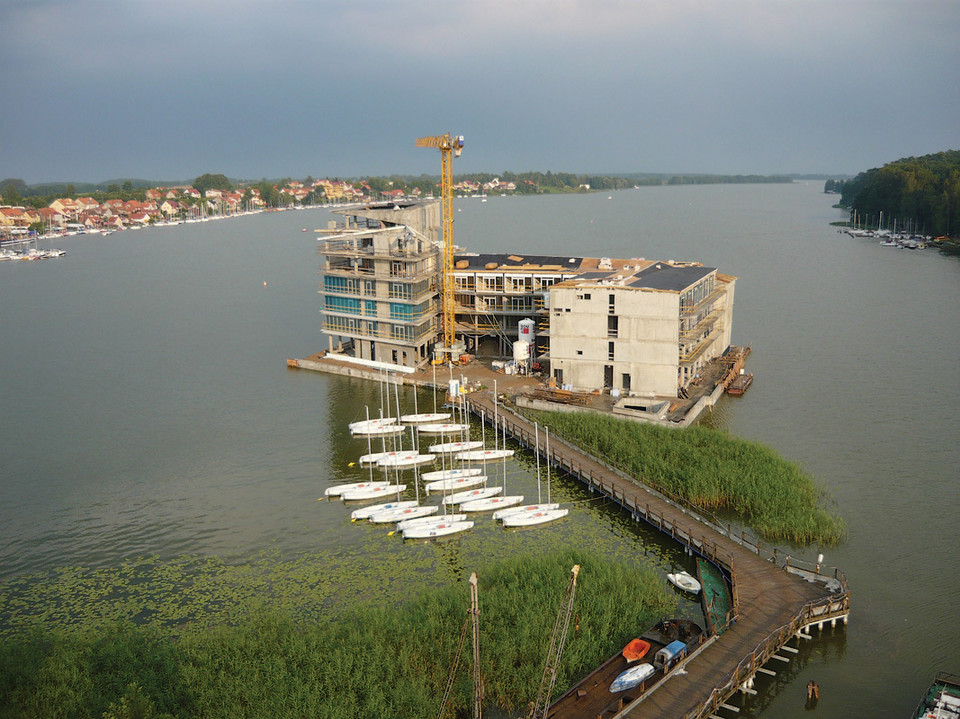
[666,571,702,594]
[609,663,655,693]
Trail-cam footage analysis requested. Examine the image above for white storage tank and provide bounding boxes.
[513,340,530,363]
[518,318,536,341]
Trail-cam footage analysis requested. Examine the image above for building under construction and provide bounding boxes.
[317,200,736,398]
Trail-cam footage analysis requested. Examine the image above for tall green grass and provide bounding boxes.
[0,550,671,719]
[526,410,846,546]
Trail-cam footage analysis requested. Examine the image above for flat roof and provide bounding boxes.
[629,263,715,291]
[453,253,586,272]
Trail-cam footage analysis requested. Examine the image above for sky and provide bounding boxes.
[2,0,959,184]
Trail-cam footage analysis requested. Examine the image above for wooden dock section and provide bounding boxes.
[462,391,849,719]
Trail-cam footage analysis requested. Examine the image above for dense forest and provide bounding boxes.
[829,150,960,237]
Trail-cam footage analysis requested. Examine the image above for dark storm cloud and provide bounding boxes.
[2,0,958,183]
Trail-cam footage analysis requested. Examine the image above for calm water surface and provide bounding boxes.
[1,184,957,718]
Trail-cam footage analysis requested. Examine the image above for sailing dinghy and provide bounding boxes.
[400,412,451,424]
[420,467,483,482]
[349,499,418,521]
[425,475,487,495]
[396,513,467,531]
[428,440,484,454]
[454,448,514,461]
[368,505,438,524]
[460,495,524,513]
[442,486,502,505]
[323,481,391,498]
[402,520,474,539]
[492,503,560,520]
[501,508,568,527]
[341,484,407,501]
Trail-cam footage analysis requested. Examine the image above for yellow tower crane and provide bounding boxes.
[415,133,464,361]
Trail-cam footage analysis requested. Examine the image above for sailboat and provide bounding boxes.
[499,424,567,527]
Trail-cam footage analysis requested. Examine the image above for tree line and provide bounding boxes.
[828,150,960,237]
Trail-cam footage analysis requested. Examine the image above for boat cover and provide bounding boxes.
[622,638,651,663]
[653,640,686,669]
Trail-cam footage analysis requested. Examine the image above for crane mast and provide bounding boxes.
[529,565,581,719]
[415,133,464,361]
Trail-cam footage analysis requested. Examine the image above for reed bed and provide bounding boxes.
[525,409,846,546]
[0,550,671,719]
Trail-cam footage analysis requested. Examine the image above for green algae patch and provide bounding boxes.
[525,409,846,546]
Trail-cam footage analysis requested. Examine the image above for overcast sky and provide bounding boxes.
[2,0,958,184]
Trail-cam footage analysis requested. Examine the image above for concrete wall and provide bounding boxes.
[549,285,680,396]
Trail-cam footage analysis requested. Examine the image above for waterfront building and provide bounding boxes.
[317,201,442,367]
[317,200,736,397]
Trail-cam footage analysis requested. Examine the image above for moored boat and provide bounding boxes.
[349,499,418,521]
[460,494,524,513]
[500,507,568,527]
[454,448,514,461]
[912,671,960,719]
[323,480,391,498]
[396,513,468,531]
[428,440,484,454]
[400,412,451,424]
[442,486,503,505]
[348,417,396,432]
[425,475,487,494]
[492,502,560,520]
[341,484,407,501]
[417,423,469,435]
[667,570,702,595]
[402,520,474,539]
[377,453,435,469]
[421,467,483,482]
[368,505,438,524]
[360,449,418,466]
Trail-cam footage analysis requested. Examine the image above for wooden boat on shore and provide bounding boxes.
[546,619,704,719]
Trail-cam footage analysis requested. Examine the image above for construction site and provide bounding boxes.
[303,133,748,426]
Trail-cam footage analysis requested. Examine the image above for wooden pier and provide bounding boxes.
[462,391,850,719]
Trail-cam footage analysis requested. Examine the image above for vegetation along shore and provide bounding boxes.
[524,409,846,547]
[0,551,671,719]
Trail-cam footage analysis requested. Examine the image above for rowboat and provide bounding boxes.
[349,499,418,521]
[460,495,524,513]
[454,448,514,461]
[428,440,484,454]
[368,505,438,524]
[400,412,451,424]
[425,475,487,495]
[340,484,407,501]
[402,520,474,539]
[396,513,467,531]
[667,571,701,595]
[501,508,568,527]
[323,481,391,498]
[621,638,651,663]
[442,486,503,505]
[492,502,560,520]
[420,467,483,482]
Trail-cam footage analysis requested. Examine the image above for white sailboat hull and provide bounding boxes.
[341,484,407,501]
[501,508,569,527]
[454,449,515,461]
[417,423,468,435]
[492,503,560,520]
[402,520,474,539]
[377,454,435,469]
[428,440,484,454]
[400,413,451,424]
[349,499,418,520]
[369,505,438,524]
[324,481,391,497]
[396,513,467,531]
[460,495,525,512]
[420,467,483,482]
[425,475,487,495]
[442,486,503,505]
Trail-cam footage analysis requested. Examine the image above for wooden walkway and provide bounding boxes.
[463,391,850,719]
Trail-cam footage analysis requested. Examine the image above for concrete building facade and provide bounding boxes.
[317,200,736,399]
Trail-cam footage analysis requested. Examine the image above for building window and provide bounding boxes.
[607,315,618,338]
[576,350,583,356]
[622,373,631,391]
[608,341,615,360]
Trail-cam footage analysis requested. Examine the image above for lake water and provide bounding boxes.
[1,183,958,717]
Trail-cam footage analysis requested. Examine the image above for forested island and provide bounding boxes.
[827,150,960,240]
